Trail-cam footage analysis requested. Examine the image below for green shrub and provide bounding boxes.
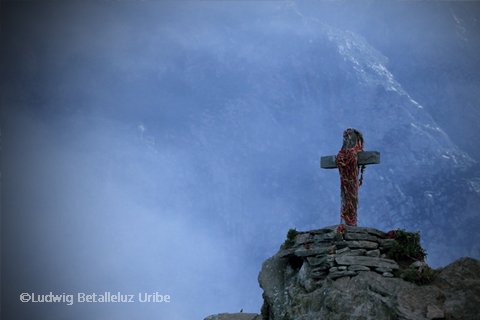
[387,228,436,285]
[399,264,437,285]
[387,229,426,262]
[284,228,298,248]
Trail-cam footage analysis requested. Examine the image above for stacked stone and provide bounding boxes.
[279,225,399,284]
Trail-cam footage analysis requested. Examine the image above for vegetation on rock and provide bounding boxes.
[284,228,298,249]
[400,264,437,285]
[387,228,436,285]
[387,229,425,262]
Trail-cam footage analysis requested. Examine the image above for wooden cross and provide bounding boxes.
[320,128,380,226]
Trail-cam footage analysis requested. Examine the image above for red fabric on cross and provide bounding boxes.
[335,129,366,227]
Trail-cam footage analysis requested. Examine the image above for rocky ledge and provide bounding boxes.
[204,225,480,320]
[204,313,262,320]
[257,225,480,320]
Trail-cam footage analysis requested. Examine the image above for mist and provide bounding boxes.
[3,2,480,319]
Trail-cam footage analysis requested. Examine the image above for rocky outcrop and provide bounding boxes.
[204,313,262,320]
[258,225,480,320]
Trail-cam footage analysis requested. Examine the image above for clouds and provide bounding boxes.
[3,108,261,319]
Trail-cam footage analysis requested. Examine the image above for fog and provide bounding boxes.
[3,2,480,319]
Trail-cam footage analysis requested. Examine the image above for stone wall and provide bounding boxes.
[286,225,400,283]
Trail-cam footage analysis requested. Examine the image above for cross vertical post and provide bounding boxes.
[320,128,380,226]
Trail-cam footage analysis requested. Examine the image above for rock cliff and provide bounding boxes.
[257,225,480,320]
[206,225,480,320]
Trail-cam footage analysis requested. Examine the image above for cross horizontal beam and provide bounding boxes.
[320,151,381,169]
